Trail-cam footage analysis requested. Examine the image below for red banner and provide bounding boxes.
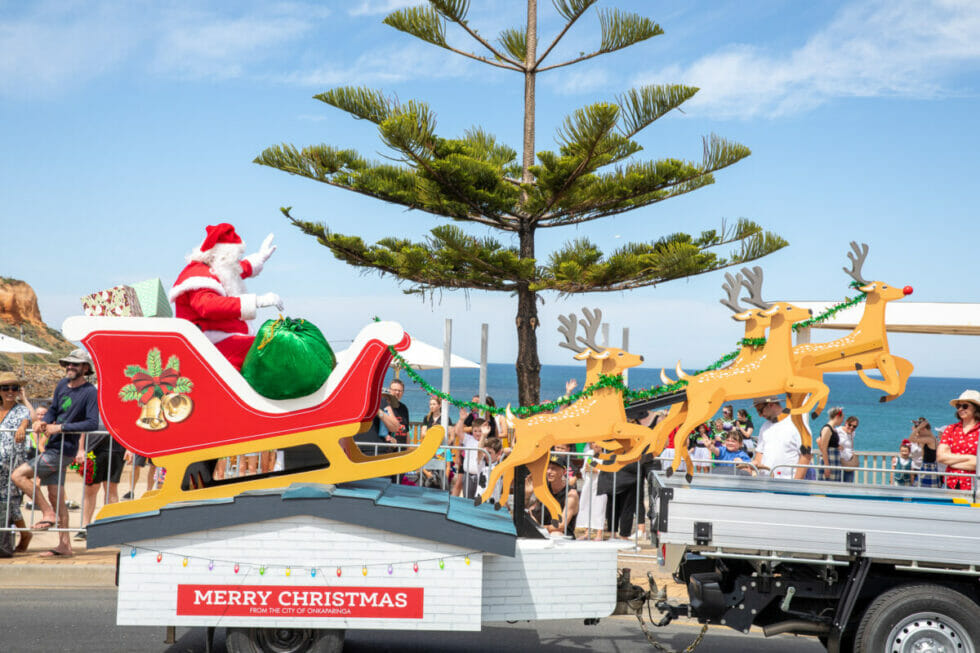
[177,584,424,619]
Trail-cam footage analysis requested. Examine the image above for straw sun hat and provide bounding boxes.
[949,389,980,409]
[0,370,26,387]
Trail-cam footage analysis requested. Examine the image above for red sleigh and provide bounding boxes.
[62,316,445,520]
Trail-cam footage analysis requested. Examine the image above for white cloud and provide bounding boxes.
[347,0,417,17]
[151,9,316,80]
[0,1,331,96]
[636,0,980,119]
[0,2,136,98]
[282,41,474,87]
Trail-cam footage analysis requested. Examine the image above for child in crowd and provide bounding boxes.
[475,437,504,503]
[892,441,914,486]
[908,417,940,488]
[708,431,753,474]
[735,408,755,452]
[458,417,491,499]
[690,426,713,474]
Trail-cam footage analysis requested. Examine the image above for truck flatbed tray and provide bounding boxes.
[652,472,980,568]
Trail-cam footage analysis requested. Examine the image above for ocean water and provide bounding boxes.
[385,364,980,454]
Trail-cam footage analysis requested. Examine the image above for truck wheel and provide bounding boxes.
[225,627,345,653]
[853,584,980,653]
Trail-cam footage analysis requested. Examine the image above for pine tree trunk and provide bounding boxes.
[516,227,541,406]
[515,0,541,407]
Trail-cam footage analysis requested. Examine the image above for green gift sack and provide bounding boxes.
[241,317,336,399]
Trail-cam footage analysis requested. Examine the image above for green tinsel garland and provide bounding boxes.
[382,284,868,417]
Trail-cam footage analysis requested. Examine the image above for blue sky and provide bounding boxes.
[3,0,980,378]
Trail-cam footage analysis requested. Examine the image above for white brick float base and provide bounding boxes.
[116,515,620,630]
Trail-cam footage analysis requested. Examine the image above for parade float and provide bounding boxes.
[72,234,980,653]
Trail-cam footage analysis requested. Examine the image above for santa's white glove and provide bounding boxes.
[244,233,277,276]
[256,292,284,311]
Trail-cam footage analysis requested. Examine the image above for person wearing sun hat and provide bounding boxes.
[10,347,99,557]
[0,370,33,552]
[937,390,980,491]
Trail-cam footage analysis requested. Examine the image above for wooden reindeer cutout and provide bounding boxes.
[792,242,914,401]
[476,308,647,526]
[664,295,829,480]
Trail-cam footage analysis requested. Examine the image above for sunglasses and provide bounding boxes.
[0,385,20,392]
[956,403,974,410]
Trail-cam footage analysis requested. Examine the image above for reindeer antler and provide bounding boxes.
[740,266,772,309]
[720,272,746,312]
[843,241,870,286]
[557,313,586,353]
[577,307,603,352]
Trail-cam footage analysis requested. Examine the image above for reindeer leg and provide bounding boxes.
[857,354,912,399]
[786,393,810,455]
[527,455,563,528]
[478,458,511,508]
[880,356,914,402]
[608,403,687,474]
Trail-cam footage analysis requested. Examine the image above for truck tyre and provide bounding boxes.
[853,584,980,653]
[225,627,345,653]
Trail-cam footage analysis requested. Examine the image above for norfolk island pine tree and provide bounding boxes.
[255,0,788,406]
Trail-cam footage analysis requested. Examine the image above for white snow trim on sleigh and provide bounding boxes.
[62,316,405,414]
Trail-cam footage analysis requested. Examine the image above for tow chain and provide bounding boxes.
[620,569,708,652]
[634,606,708,653]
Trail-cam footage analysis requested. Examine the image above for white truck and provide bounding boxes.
[644,470,980,652]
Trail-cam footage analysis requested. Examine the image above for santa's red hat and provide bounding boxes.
[199,223,242,252]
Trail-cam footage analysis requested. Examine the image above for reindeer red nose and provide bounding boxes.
[903,285,913,296]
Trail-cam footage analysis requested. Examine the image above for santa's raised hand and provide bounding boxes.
[257,292,284,311]
[244,233,277,276]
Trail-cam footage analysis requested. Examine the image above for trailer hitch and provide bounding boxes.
[618,570,708,653]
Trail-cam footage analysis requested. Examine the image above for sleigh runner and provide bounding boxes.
[63,316,445,520]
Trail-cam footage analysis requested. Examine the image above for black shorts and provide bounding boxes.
[87,444,125,485]
[25,449,70,487]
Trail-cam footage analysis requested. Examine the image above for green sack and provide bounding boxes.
[241,317,336,399]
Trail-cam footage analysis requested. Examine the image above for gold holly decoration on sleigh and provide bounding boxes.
[119,348,194,430]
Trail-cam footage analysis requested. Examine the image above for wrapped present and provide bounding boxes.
[130,278,173,317]
[81,285,144,317]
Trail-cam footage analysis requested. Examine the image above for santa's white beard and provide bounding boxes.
[206,243,247,296]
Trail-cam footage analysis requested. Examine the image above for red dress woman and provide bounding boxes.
[937,391,980,490]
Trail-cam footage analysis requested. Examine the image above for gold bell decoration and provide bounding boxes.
[162,393,193,423]
[137,396,168,431]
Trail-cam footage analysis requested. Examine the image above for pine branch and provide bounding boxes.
[533,102,627,219]
[427,0,523,67]
[617,84,699,138]
[285,218,530,293]
[537,135,751,227]
[498,27,527,63]
[384,6,447,48]
[315,87,396,124]
[535,0,598,69]
[383,3,522,70]
[537,230,788,294]
[429,0,469,22]
[538,9,662,72]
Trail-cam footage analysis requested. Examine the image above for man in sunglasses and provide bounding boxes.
[11,348,99,557]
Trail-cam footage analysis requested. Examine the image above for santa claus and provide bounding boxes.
[169,223,283,370]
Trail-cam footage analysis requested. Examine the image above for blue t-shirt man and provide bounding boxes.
[43,377,99,458]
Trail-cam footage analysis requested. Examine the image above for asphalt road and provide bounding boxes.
[1,589,827,652]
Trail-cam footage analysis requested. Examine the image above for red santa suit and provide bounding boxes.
[169,223,278,370]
